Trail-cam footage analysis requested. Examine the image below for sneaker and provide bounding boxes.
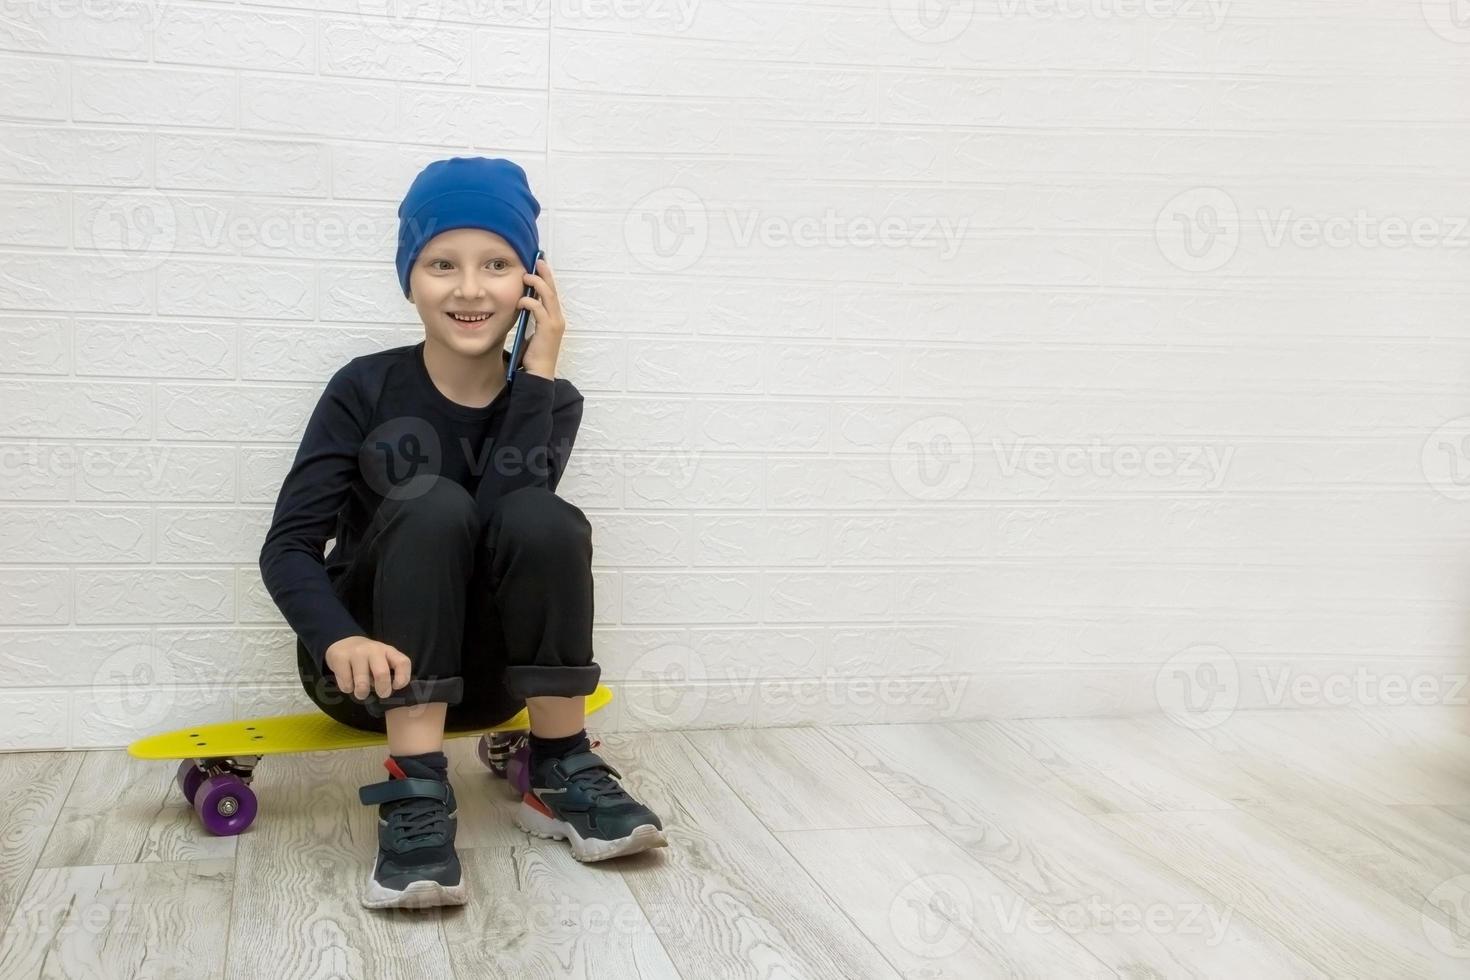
[356,756,467,909]
[516,740,669,862]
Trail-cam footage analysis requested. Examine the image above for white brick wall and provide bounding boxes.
[2,1,1468,749]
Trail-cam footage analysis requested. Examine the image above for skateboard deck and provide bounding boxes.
[128,683,612,760]
[130,684,614,836]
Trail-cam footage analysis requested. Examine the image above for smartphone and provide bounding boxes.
[506,248,545,382]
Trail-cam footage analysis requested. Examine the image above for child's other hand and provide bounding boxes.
[324,636,413,700]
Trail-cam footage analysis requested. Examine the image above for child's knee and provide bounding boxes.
[489,486,590,552]
[386,474,479,541]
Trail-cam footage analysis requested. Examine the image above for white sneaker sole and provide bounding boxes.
[515,798,669,862]
[361,854,468,909]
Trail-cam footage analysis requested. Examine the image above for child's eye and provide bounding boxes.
[429,258,507,271]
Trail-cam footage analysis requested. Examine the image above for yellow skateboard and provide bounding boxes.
[129,684,614,836]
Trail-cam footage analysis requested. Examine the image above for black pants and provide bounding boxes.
[296,477,600,734]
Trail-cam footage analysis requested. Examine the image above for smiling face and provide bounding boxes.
[408,227,527,358]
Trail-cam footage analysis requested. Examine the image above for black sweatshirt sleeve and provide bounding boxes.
[473,370,585,523]
[258,362,370,669]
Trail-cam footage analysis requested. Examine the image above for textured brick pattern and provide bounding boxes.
[1,3,1467,749]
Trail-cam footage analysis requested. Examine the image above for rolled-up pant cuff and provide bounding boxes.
[359,676,466,718]
[505,663,601,700]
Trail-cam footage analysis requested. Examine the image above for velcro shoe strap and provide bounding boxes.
[557,751,621,780]
[358,777,449,807]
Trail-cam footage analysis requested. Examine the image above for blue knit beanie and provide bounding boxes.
[395,156,541,300]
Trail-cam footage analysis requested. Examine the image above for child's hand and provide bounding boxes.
[324,635,413,701]
[519,256,566,379]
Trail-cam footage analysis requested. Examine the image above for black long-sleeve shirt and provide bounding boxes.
[259,340,585,670]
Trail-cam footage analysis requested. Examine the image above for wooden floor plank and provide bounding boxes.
[0,753,83,945]
[7,712,1470,977]
[38,750,235,869]
[590,730,904,980]
[822,722,1322,977]
[0,859,232,980]
[1092,808,1467,978]
[777,824,1116,978]
[682,727,927,831]
[225,748,455,980]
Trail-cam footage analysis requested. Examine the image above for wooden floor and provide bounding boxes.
[2,707,1469,978]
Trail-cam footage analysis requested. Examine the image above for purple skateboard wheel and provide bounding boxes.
[175,759,206,806]
[507,744,532,796]
[194,773,258,836]
[478,732,528,780]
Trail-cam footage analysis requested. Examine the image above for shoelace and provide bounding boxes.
[560,742,631,804]
[385,795,449,846]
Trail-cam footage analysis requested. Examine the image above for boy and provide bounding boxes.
[258,157,666,911]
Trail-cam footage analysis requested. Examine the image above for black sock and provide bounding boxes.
[389,750,448,782]
[529,728,589,772]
